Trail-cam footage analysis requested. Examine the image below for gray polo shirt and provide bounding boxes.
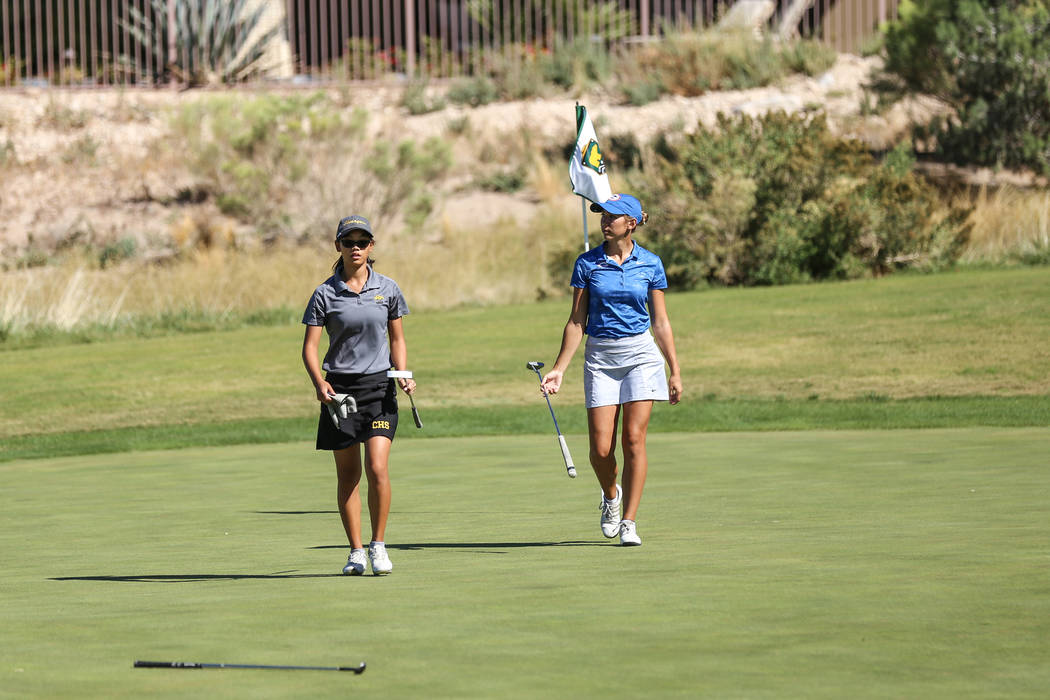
[302,267,410,375]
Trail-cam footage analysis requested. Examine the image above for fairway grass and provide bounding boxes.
[3,394,1050,462]
[3,430,1048,698]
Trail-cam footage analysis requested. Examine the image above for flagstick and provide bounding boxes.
[581,196,589,251]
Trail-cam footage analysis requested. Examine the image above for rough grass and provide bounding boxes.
[3,182,1047,343]
[3,430,1049,697]
[1,268,1049,454]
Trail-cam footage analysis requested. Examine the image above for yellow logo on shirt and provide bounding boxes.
[374,294,385,303]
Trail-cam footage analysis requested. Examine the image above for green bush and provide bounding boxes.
[884,0,1050,175]
[634,113,971,288]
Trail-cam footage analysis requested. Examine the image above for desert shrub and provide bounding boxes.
[367,138,453,230]
[884,0,1050,175]
[492,56,547,101]
[444,27,830,106]
[38,100,88,130]
[634,112,972,288]
[60,135,100,166]
[474,170,525,193]
[457,39,613,101]
[400,80,447,115]
[1,57,21,85]
[0,138,15,166]
[98,238,137,269]
[171,93,333,227]
[447,76,500,107]
[958,185,1050,265]
[538,38,614,91]
[170,93,452,240]
[331,38,401,80]
[623,30,835,101]
[465,1,635,44]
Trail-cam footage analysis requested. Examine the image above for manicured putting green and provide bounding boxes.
[3,430,1048,698]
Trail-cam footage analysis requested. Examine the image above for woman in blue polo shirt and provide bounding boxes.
[541,194,682,547]
[302,214,415,576]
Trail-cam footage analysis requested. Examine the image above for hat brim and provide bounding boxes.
[337,228,374,240]
[589,201,636,217]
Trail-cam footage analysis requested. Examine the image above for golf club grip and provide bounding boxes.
[135,661,200,669]
[558,435,577,478]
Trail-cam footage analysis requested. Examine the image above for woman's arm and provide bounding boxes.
[302,325,335,403]
[649,289,683,405]
[388,317,416,394]
[541,287,589,396]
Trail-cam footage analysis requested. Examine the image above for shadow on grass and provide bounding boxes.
[50,571,343,583]
[310,541,600,550]
[253,510,339,515]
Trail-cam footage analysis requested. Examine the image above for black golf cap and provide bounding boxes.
[336,215,373,240]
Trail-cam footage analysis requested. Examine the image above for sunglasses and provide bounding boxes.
[340,238,372,249]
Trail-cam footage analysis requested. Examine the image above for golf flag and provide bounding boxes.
[569,103,611,204]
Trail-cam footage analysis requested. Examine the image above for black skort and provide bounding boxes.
[316,371,399,450]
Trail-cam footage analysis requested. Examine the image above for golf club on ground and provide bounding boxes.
[387,370,422,429]
[526,361,577,478]
[134,660,366,673]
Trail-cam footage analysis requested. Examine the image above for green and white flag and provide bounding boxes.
[569,103,611,204]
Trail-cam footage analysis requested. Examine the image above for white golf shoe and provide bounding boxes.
[619,519,642,546]
[599,484,623,538]
[342,548,367,575]
[368,542,393,575]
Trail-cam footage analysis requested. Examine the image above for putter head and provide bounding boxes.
[526,361,544,372]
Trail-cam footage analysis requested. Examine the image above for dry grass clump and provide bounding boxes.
[960,186,1050,265]
[0,247,328,334]
[0,193,582,338]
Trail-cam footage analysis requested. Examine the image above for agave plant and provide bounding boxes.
[125,0,286,86]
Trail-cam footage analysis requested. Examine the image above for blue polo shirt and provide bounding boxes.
[570,243,668,339]
[302,266,410,374]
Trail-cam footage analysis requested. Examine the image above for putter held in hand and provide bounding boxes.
[526,361,577,478]
[387,370,422,429]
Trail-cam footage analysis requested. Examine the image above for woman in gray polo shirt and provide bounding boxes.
[302,214,415,576]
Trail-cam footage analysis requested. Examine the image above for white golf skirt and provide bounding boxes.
[583,332,669,408]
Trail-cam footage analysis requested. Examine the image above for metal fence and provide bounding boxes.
[0,1,899,88]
